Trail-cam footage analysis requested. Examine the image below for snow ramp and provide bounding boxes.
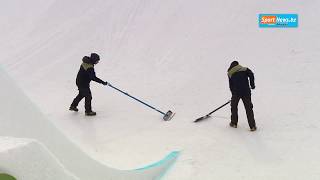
[0,66,179,179]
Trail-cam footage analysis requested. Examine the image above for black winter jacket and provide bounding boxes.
[76,56,104,88]
[228,64,255,96]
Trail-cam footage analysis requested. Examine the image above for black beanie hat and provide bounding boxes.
[90,53,100,64]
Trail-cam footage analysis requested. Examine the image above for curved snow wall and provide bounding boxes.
[0,66,179,179]
[0,137,78,180]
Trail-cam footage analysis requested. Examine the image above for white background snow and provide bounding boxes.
[1,0,320,179]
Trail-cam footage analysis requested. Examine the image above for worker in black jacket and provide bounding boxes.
[69,53,108,116]
[228,61,257,131]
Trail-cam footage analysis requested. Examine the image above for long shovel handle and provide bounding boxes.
[194,100,231,123]
[107,84,166,115]
[207,100,231,116]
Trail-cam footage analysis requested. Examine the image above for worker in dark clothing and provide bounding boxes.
[69,53,109,116]
[228,61,257,131]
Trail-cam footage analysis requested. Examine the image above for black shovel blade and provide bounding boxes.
[194,115,210,123]
[163,110,175,121]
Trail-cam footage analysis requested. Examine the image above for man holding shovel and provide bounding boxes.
[69,53,109,116]
[228,61,257,131]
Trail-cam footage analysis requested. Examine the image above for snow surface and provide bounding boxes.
[0,67,178,179]
[0,137,78,180]
[1,0,320,179]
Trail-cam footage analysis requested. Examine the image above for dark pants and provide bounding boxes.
[71,88,92,112]
[231,95,256,128]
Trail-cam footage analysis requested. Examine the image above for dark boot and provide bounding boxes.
[69,106,79,112]
[85,111,96,116]
[229,122,237,128]
[250,126,257,131]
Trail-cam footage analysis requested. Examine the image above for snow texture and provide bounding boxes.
[0,66,178,179]
[0,137,78,180]
[1,0,320,179]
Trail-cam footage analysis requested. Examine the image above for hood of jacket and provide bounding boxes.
[228,64,247,78]
[82,56,92,64]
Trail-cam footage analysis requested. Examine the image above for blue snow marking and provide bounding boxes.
[135,151,180,179]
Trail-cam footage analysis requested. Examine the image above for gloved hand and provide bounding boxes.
[103,81,109,86]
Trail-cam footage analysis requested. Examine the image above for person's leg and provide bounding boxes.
[242,95,256,129]
[70,91,85,110]
[231,95,240,126]
[80,88,93,113]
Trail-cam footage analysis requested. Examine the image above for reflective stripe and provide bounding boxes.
[228,65,247,78]
[82,63,93,71]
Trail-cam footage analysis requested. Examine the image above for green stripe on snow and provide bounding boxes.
[0,174,16,180]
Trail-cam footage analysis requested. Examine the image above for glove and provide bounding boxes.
[103,81,109,86]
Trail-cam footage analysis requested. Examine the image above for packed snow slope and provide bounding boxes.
[1,0,320,179]
[0,137,78,180]
[0,65,179,180]
[0,66,179,180]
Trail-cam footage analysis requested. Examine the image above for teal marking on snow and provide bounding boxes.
[0,173,16,180]
[135,151,180,179]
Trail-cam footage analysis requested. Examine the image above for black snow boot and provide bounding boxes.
[229,122,237,128]
[85,111,96,116]
[250,126,257,131]
[69,106,79,112]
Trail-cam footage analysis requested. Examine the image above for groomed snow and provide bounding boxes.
[0,137,78,180]
[1,0,320,179]
[0,66,178,179]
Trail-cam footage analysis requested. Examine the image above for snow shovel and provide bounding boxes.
[194,100,231,122]
[107,84,175,121]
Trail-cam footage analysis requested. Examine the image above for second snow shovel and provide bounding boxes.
[194,100,231,122]
[107,84,175,121]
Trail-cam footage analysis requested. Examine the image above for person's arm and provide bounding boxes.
[246,68,255,89]
[228,77,233,92]
[88,68,105,84]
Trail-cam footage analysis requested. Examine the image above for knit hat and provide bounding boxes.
[90,53,100,64]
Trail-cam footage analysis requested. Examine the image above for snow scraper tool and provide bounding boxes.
[107,84,175,121]
[194,100,231,122]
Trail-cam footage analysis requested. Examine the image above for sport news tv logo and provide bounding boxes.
[259,14,298,28]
